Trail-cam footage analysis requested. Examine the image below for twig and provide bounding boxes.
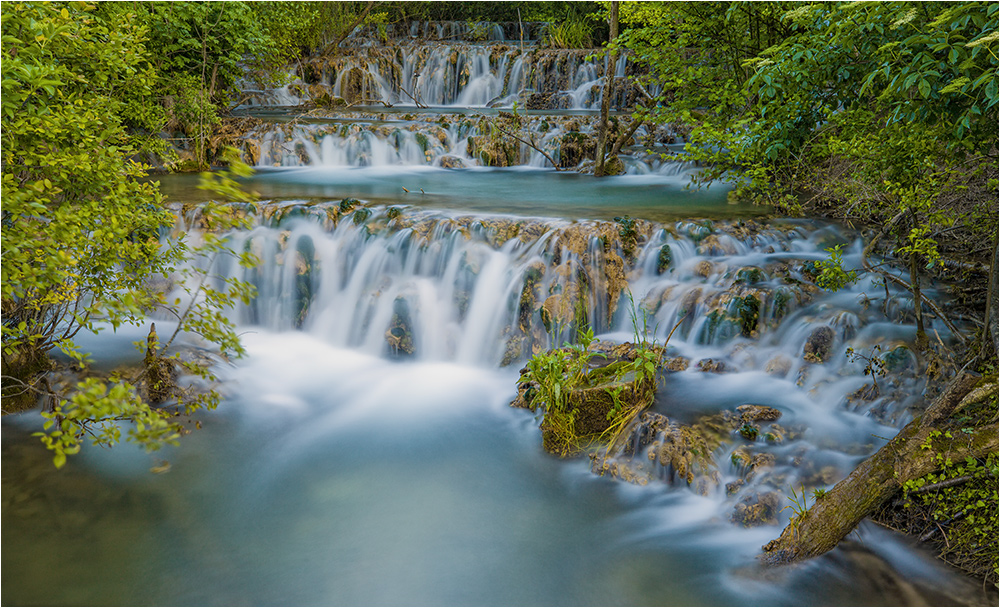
[346,98,392,108]
[489,122,563,170]
[860,211,967,342]
[398,85,427,109]
[910,475,974,495]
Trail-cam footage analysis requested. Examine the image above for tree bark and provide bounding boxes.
[594,1,619,177]
[761,372,994,565]
[979,231,999,362]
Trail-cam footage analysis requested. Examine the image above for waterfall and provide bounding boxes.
[178,201,951,429]
[248,115,686,174]
[240,20,632,111]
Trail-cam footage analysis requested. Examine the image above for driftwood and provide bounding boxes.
[488,122,563,171]
[761,372,996,565]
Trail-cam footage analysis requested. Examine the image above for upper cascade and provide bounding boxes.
[241,20,646,111]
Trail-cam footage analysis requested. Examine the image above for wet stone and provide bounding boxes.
[764,355,792,376]
[732,491,781,527]
[696,358,726,373]
[803,326,835,363]
[736,404,782,424]
[662,356,690,372]
[438,155,466,169]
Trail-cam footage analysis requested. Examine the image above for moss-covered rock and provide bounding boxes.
[732,491,781,527]
[385,297,416,358]
[142,323,177,405]
[558,131,595,168]
[803,325,836,362]
[656,243,673,274]
[541,368,655,457]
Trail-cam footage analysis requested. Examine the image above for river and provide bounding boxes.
[1,21,990,607]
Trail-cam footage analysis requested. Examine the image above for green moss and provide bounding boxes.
[518,333,659,458]
[352,207,372,225]
[656,244,673,274]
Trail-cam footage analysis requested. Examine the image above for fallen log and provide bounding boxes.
[761,372,996,565]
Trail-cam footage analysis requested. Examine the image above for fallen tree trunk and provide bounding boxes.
[761,372,996,565]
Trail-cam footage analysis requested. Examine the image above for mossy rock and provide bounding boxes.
[732,491,781,527]
[142,324,178,405]
[541,369,656,457]
[803,326,835,362]
[438,155,466,169]
[656,243,673,274]
[601,155,626,176]
[650,414,729,491]
[734,266,767,284]
[557,131,595,168]
[385,297,415,358]
[881,344,915,373]
[0,342,52,413]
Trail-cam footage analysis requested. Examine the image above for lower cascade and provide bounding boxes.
[170,198,971,536]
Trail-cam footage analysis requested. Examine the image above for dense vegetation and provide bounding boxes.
[1,2,257,467]
[617,1,997,353]
[607,1,997,583]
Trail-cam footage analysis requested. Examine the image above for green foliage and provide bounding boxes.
[2,2,257,469]
[376,1,602,24]
[519,292,665,456]
[904,437,998,580]
[542,12,594,49]
[619,1,998,270]
[2,1,172,362]
[846,345,888,388]
[815,245,858,291]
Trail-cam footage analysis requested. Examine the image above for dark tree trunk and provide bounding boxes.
[980,231,999,362]
[595,1,619,177]
[761,372,994,565]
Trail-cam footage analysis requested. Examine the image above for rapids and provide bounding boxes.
[2,20,991,608]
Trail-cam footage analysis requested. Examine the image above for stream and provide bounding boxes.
[2,21,991,607]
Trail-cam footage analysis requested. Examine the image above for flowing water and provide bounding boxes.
[2,22,991,607]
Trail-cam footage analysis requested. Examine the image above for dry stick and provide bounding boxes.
[909,475,974,495]
[489,122,563,171]
[398,86,427,109]
[346,98,392,108]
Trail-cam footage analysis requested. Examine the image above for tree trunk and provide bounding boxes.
[322,1,376,56]
[980,231,999,362]
[908,212,928,351]
[594,1,619,178]
[761,372,994,565]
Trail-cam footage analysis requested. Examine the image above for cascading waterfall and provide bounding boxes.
[6,16,988,607]
[249,114,686,174]
[240,20,642,111]
[160,198,967,540]
[186,201,948,421]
